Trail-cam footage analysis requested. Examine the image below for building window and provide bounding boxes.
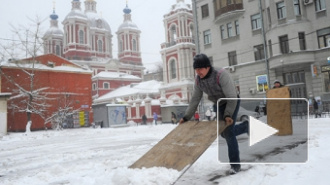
[317,27,330,48]
[299,32,306,50]
[119,40,123,52]
[55,45,60,56]
[227,23,233,37]
[228,51,237,66]
[256,75,269,92]
[220,25,225,39]
[201,4,209,18]
[235,20,240,35]
[98,40,103,52]
[293,0,301,16]
[170,59,176,79]
[251,13,261,30]
[254,44,265,61]
[315,0,326,12]
[277,1,286,19]
[321,66,330,92]
[203,29,212,45]
[190,24,194,39]
[92,83,97,91]
[268,40,273,57]
[267,7,272,26]
[284,71,305,84]
[170,25,177,44]
[103,82,110,89]
[79,30,84,44]
[132,39,137,51]
[279,35,289,54]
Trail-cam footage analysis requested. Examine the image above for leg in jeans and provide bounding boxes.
[235,121,249,136]
[219,100,241,168]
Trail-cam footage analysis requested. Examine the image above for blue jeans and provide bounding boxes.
[216,99,248,166]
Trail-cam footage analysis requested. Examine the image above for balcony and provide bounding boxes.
[160,37,195,49]
[214,2,244,24]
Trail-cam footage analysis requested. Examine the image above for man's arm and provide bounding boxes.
[179,83,203,123]
[219,70,238,119]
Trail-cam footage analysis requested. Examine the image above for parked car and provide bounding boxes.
[237,107,261,121]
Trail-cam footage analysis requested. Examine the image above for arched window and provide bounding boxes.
[79,30,84,44]
[170,59,176,79]
[170,25,177,43]
[119,40,123,52]
[98,40,103,52]
[103,82,110,89]
[132,39,137,51]
[55,45,60,56]
[190,24,194,42]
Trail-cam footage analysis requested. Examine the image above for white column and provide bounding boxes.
[0,94,11,136]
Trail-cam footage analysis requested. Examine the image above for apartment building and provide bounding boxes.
[192,0,330,109]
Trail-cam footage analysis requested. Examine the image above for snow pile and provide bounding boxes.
[0,117,329,185]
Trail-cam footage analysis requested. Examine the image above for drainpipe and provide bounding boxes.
[192,0,200,54]
[192,0,206,118]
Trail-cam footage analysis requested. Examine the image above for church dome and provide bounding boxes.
[118,21,139,31]
[64,9,88,21]
[118,4,139,31]
[44,10,63,38]
[85,12,111,32]
[44,27,64,37]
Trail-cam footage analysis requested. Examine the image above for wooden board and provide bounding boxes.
[129,120,229,171]
[266,86,293,135]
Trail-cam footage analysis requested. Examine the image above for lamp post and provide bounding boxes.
[259,0,270,87]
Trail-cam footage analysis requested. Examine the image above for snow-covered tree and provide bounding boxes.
[45,93,80,130]
[0,16,51,132]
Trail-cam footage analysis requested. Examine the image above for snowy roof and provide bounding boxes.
[92,71,141,80]
[64,9,88,21]
[143,61,162,74]
[94,80,161,103]
[118,21,139,31]
[159,79,194,89]
[1,62,92,74]
[43,26,64,37]
[167,0,191,14]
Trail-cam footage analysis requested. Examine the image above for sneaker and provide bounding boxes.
[229,165,241,175]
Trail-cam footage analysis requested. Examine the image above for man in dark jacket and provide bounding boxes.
[179,54,248,174]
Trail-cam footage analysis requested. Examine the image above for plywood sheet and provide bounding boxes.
[266,86,292,135]
[129,120,229,171]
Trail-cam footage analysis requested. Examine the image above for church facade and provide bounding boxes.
[41,0,196,125]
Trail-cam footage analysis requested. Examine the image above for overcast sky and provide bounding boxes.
[0,0,182,66]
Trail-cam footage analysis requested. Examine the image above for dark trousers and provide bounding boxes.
[215,99,248,167]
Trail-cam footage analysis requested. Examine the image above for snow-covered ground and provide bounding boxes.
[0,116,329,185]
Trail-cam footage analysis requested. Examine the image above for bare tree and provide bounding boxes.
[45,93,80,130]
[0,16,51,132]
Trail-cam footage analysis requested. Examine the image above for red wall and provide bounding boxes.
[1,63,92,132]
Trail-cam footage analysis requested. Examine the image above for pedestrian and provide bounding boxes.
[194,111,200,121]
[254,106,259,113]
[211,111,216,121]
[273,80,284,88]
[171,112,177,124]
[205,109,211,121]
[179,53,248,174]
[313,98,321,118]
[153,112,158,125]
[142,114,147,125]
